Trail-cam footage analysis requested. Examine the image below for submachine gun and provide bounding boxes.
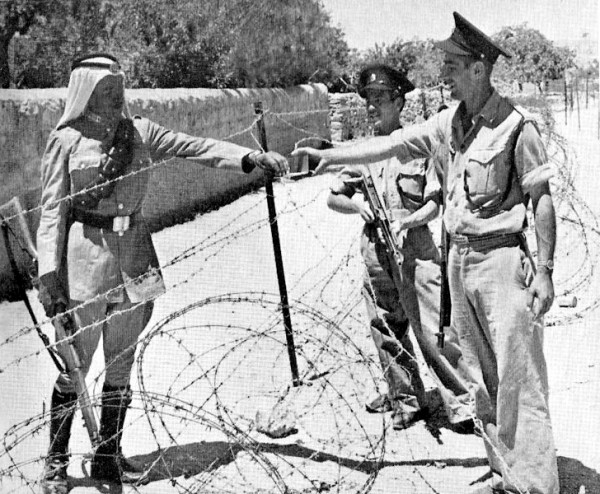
[359,167,405,268]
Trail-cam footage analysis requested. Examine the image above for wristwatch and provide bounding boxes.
[537,259,554,272]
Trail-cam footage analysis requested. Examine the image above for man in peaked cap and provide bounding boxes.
[327,64,474,431]
[295,12,559,494]
[36,53,288,493]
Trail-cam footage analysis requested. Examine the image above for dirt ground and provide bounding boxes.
[1,100,599,494]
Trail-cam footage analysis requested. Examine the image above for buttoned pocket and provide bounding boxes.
[464,147,510,206]
[69,156,102,194]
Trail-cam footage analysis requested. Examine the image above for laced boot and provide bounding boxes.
[91,384,146,484]
[41,388,77,494]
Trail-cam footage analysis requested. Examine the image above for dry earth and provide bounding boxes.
[0,100,599,494]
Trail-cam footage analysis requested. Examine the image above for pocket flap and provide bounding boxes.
[467,148,503,166]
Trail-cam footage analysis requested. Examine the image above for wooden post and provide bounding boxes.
[576,76,581,131]
[586,75,589,109]
[564,78,568,125]
[569,81,574,111]
[420,91,429,120]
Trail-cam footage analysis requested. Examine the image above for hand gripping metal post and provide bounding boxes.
[254,101,301,387]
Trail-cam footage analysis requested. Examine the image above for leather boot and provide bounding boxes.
[41,388,77,494]
[91,384,146,484]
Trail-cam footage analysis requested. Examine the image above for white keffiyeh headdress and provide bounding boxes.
[56,54,131,130]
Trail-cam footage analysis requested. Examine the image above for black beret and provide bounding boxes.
[357,64,415,98]
[434,12,511,64]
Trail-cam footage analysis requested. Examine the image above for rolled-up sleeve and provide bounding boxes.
[137,117,251,172]
[37,132,71,277]
[515,121,554,195]
[389,111,449,163]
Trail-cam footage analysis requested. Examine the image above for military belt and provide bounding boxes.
[71,209,139,236]
[449,232,522,249]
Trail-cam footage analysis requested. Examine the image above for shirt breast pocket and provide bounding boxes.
[69,156,102,194]
[464,147,510,205]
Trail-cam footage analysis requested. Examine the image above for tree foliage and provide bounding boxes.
[345,38,443,90]
[9,0,351,89]
[5,3,583,93]
[0,0,51,87]
[492,24,576,92]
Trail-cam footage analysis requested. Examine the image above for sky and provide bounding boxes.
[320,0,599,51]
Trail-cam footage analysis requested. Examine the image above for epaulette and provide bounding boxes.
[512,104,542,135]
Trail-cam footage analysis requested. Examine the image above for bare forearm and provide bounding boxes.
[532,187,556,263]
[400,200,440,230]
[327,192,361,215]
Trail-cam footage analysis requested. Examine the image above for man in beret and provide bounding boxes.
[327,64,473,431]
[37,53,288,493]
[295,12,558,494]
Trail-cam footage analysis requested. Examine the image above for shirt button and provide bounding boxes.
[118,203,124,210]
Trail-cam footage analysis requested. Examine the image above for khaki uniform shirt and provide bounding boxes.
[389,91,553,236]
[37,115,252,302]
[332,156,441,254]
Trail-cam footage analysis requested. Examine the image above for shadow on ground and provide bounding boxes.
[114,440,600,493]
[125,439,487,482]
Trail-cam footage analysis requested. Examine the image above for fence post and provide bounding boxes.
[253,101,301,387]
[576,76,581,131]
[564,78,568,125]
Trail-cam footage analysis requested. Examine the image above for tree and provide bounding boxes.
[217,0,350,88]
[352,38,443,89]
[8,0,351,89]
[0,0,48,87]
[12,0,107,88]
[492,24,576,92]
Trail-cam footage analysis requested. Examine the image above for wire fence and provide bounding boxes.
[0,98,599,493]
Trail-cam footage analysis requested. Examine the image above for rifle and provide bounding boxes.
[52,309,101,448]
[359,167,405,267]
[0,198,101,449]
[437,225,450,348]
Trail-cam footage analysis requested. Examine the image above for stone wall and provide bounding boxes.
[328,88,451,142]
[0,84,330,300]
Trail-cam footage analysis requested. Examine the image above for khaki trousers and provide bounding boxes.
[55,298,153,394]
[448,240,559,494]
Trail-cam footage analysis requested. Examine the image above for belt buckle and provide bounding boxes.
[113,216,130,236]
[452,234,469,246]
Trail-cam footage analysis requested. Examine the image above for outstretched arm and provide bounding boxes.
[293,136,398,174]
[292,115,444,174]
[139,117,288,176]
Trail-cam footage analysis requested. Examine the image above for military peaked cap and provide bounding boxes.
[435,12,511,64]
[357,64,415,98]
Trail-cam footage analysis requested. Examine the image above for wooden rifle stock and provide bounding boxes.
[437,226,451,348]
[53,311,101,448]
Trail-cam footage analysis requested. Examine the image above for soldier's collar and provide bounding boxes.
[476,90,502,124]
